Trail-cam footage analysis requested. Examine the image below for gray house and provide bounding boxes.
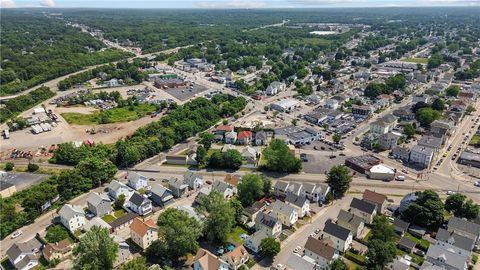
[87,192,112,217]
[168,177,189,198]
[183,171,203,190]
[150,184,174,207]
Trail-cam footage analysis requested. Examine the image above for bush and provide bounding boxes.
[27,163,39,172]
[4,162,14,171]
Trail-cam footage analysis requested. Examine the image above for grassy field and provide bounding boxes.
[401,57,428,64]
[61,103,157,125]
[302,38,333,47]
[470,135,480,146]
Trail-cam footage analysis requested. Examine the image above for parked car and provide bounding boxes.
[446,190,456,195]
[474,181,480,187]
[11,230,23,239]
[414,250,426,257]
[275,264,286,270]
[396,175,406,181]
[293,246,301,253]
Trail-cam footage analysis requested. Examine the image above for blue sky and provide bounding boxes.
[2,0,480,8]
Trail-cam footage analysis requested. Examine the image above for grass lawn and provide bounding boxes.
[229,226,248,245]
[345,250,365,265]
[61,103,157,125]
[1,257,15,270]
[405,232,430,251]
[344,259,361,270]
[102,214,116,223]
[302,38,333,47]
[279,233,288,242]
[470,135,480,146]
[401,57,428,64]
[114,209,125,218]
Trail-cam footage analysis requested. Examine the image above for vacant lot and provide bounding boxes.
[401,57,428,64]
[61,103,157,125]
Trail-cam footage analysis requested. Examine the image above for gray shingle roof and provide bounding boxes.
[436,228,475,251]
[271,200,297,217]
[324,220,351,241]
[58,204,84,221]
[87,192,111,207]
[255,212,279,229]
[6,238,41,261]
[274,181,289,192]
[337,209,364,229]
[212,180,231,194]
[448,217,480,238]
[304,237,335,260]
[129,192,149,207]
[426,245,468,270]
[285,193,308,208]
[393,218,410,231]
[350,198,376,214]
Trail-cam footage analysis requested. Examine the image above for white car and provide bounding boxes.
[474,181,480,187]
[293,246,301,253]
[274,264,286,270]
[11,230,23,239]
[446,190,456,195]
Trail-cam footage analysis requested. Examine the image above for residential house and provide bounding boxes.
[425,245,468,270]
[58,204,86,232]
[244,229,268,253]
[436,228,475,257]
[321,220,353,253]
[113,236,132,269]
[212,180,235,198]
[225,131,238,144]
[42,239,73,262]
[325,99,339,110]
[241,146,258,163]
[286,128,322,145]
[6,239,42,270]
[370,117,396,135]
[393,108,416,121]
[349,198,377,224]
[287,182,303,197]
[110,212,138,233]
[194,186,212,205]
[193,249,229,270]
[184,171,203,190]
[149,183,174,207]
[447,217,480,244]
[128,192,153,216]
[255,131,269,146]
[273,181,290,197]
[378,132,402,150]
[224,174,241,186]
[266,81,286,96]
[237,131,253,145]
[223,245,249,270]
[285,193,310,218]
[129,218,158,249]
[336,209,365,238]
[391,146,410,163]
[215,125,234,136]
[300,183,330,203]
[393,219,410,236]
[242,201,266,223]
[410,145,434,169]
[387,258,410,270]
[304,237,336,269]
[352,105,372,119]
[168,177,188,198]
[270,200,298,227]
[362,189,387,213]
[286,253,318,270]
[108,180,133,200]
[254,212,282,237]
[398,237,416,253]
[431,120,454,137]
[87,192,112,217]
[418,135,444,153]
[127,172,149,191]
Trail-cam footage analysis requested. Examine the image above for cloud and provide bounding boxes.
[196,0,266,8]
[286,0,369,5]
[1,0,16,8]
[39,0,55,7]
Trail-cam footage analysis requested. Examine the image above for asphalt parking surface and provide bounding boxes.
[163,84,208,101]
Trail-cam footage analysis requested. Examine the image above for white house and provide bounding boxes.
[127,172,149,191]
[285,193,310,218]
[58,204,86,233]
[265,81,286,96]
[324,99,339,110]
[128,192,153,216]
[409,145,434,169]
[183,171,204,190]
[254,212,283,237]
[129,218,158,250]
[108,180,134,200]
[6,239,42,270]
[270,200,298,227]
[301,183,330,203]
[244,229,268,253]
[304,237,336,269]
[321,220,353,253]
[212,180,235,198]
[435,228,475,257]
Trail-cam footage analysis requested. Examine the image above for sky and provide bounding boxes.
[2,0,480,9]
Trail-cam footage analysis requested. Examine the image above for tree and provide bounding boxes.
[195,146,207,166]
[330,258,348,270]
[466,105,476,115]
[332,133,342,144]
[120,257,148,270]
[45,225,69,243]
[403,123,416,139]
[237,174,265,207]
[402,190,444,228]
[427,53,444,69]
[326,165,352,198]
[4,162,14,171]
[459,199,480,220]
[260,237,280,258]
[370,215,395,242]
[366,239,396,270]
[114,194,126,209]
[416,107,442,128]
[262,139,302,173]
[76,157,117,186]
[56,169,92,200]
[147,208,203,261]
[445,194,480,219]
[202,191,235,245]
[431,98,445,111]
[73,226,118,270]
[27,163,39,172]
[445,85,460,97]
[445,193,466,213]
[199,132,215,149]
[229,198,244,225]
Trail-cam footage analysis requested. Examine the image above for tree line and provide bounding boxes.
[0,86,55,123]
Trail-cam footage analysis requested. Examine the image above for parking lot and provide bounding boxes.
[0,172,49,192]
[163,84,208,101]
[300,151,348,174]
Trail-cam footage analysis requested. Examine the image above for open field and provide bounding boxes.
[302,38,333,46]
[401,57,428,64]
[61,103,157,125]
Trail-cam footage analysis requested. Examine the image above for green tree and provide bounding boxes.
[237,174,265,207]
[370,215,395,242]
[445,85,460,97]
[260,237,280,258]
[445,193,466,213]
[326,165,352,198]
[76,157,117,186]
[45,225,69,243]
[402,190,444,228]
[56,169,92,200]
[202,191,235,245]
[4,162,14,171]
[403,123,416,139]
[262,139,302,173]
[195,146,207,166]
[73,226,118,270]
[416,107,442,128]
[147,208,203,260]
[27,163,39,172]
[120,257,148,270]
[229,198,244,225]
[431,98,445,111]
[466,105,476,115]
[459,199,480,220]
[332,133,342,144]
[199,132,215,149]
[366,239,396,270]
[114,194,126,210]
[427,53,444,69]
[330,258,348,270]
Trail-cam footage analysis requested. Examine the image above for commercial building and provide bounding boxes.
[368,164,395,181]
[270,99,299,112]
[345,155,383,174]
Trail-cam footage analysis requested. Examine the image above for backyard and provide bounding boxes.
[228,226,249,245]
[401,57,428,64]
[102,209,126,223]
[61,103,157,125]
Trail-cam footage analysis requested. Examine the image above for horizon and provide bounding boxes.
[2,0,480,9]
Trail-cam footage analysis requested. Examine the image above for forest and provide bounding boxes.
[0,11,132,96]
[0,86,55,123]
